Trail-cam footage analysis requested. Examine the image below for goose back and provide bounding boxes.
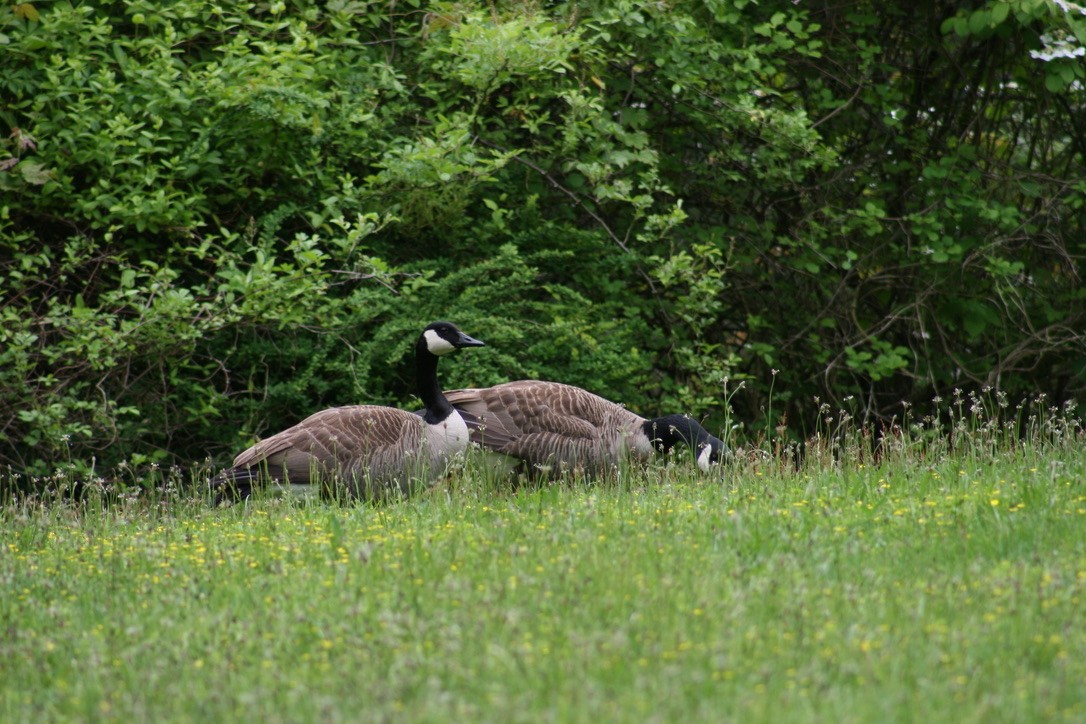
[229,405,465,498]
[444,380,653,474]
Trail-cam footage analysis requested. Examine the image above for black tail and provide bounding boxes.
[209,467,260,506]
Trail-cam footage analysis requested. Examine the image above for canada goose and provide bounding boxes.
[210,321,485,502]
[442,380,728,477]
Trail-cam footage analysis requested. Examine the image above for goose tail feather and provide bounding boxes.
[209,467,261,505]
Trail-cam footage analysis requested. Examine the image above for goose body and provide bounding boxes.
[443,380,726,477]
[211,322,484,501]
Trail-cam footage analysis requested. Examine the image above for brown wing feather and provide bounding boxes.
[444,381,646,471]
[231,406,423,485]
[455,409,519,450]
[500,432,610,471]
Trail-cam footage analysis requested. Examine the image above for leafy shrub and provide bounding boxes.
[2,0,1083,481]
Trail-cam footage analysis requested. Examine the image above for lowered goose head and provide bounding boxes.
[642,414,728,473]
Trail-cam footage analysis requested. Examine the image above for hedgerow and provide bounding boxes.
[1,0,1083,477]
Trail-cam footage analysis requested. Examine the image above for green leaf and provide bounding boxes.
[960,301,996,339]
[924,164,947,179]
[1018,179,1042,197]
[968,10,989,34]
[19,161,52,185]
[990,2,1009,25]
[13,3,40,22]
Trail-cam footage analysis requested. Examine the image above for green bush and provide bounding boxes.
[2,0,1083,480]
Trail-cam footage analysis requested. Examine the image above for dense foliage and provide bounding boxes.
[2,0,1083,475]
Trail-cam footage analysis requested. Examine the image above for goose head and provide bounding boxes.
[421,321,486,356]
[694,434,729,473]
[646,414,729,473]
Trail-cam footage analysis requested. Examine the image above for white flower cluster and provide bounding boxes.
[1030,32,1086,61]
[1053,0,1086,16]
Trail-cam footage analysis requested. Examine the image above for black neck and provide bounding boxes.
[416,337,454,424]
[643,414,710,453]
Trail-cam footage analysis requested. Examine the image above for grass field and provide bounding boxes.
[3,408,1085,722]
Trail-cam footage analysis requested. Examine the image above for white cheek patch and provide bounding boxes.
[423,329,457,356]
[697,445,713,473]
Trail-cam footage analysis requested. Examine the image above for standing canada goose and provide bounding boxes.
[443,380,728,477]
[210,321,485,502]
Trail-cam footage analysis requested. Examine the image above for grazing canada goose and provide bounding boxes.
[442,380,728,477]
[210,321,485,502]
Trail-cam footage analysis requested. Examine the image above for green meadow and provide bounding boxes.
[3,419,1085,722]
